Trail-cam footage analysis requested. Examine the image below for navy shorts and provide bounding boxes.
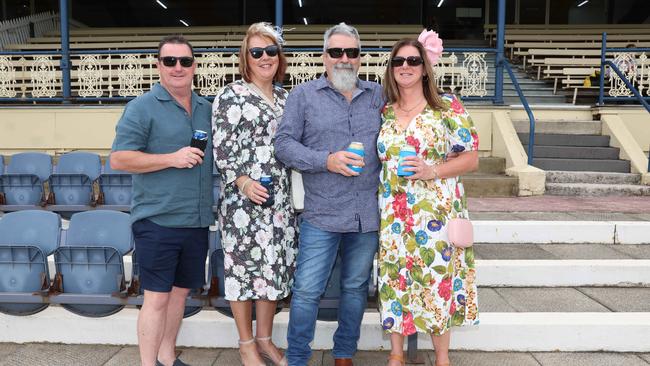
[132,219,209,293]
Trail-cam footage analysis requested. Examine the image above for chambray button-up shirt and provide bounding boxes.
[274,75,384,233]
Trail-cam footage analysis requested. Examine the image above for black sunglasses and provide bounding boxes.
[249,45,280,59]
[390,56,424,67]
[326,47,360,59]
[159,56,194,68]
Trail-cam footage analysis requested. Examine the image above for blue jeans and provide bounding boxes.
[286,219,378,365]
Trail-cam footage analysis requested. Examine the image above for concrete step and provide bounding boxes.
[463,174,518,197]
[546,170,642,184]
[532,158,630,173]
[546,182,650,196]
[523,145,620,159]
[463,158,519,197]
[2,307,649,351]
[474,220,650,244]
[476,156,506,174]
[518,133,610,147]
[513,120,601,135]
[476,259,650,287]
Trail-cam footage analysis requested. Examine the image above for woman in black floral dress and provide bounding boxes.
[212,23,297,366]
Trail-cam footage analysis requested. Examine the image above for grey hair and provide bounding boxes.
[323,22,361,51]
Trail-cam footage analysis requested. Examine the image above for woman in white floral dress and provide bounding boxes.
[377,36,479,366]
[212,23,296,366]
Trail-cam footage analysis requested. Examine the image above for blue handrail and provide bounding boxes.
[502,59,536,165]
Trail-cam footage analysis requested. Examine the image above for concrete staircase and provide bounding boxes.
[514,117,650,196]
[519,132,630,172]
[463,157,518,197]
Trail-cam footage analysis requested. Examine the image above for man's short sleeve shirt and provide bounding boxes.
[112,83,214,228]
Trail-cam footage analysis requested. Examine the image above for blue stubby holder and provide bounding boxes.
[397,148,417,176]
[259,175,274,207]
[346,142,365,173]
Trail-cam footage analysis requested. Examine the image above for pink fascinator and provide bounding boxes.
[417,29,443,65]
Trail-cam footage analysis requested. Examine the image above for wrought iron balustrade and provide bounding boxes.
[0,48,492,101]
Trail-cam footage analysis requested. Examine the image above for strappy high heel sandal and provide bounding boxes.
[238,338,266,366]
[255,336,288,366]
[387,353,405,366]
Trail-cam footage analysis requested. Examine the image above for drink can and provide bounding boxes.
[397,145,417,177]
[346,141,364,173]
[259,175,274,207]
[190,129,208,151]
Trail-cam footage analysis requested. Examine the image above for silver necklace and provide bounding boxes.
[245,81,282,119]
[398,98,425,114]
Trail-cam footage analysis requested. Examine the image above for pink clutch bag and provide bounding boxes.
[448,218,474,248]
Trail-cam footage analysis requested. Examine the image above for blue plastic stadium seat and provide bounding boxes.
[98,156,132,207]
[54,210,133,317]
[208,228,232,317]
[48,152,101,207]
[0,210,61,315]
[0,152,52,206]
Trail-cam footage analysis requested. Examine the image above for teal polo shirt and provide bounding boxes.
[112,83,214,228]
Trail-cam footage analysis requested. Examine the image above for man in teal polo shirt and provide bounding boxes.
[110,35,213,366]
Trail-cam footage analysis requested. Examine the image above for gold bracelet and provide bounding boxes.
[240,177,253,194]
[431,162,441,180]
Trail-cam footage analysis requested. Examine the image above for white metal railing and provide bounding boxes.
[607,52,650,97]
[0,50,490,99]
[0,11,60,51]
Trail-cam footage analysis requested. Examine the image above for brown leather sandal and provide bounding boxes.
[387,353,405,366]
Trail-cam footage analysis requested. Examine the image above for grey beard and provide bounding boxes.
[330,64,358,93]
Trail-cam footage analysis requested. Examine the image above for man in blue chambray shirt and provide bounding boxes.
[274,23,384,366]
[111,35,213,366]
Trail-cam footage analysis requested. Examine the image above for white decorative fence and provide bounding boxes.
[0,50,491,100]
[0,11,60,51]
[608,51,650,97]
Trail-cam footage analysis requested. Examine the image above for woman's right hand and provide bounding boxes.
[235,176,269,205]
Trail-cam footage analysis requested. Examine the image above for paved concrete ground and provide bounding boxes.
[468,196,650,214]
[473,243,650,259]
[471,211,650,221]
[477,287,650,312]
[0,343,648,366]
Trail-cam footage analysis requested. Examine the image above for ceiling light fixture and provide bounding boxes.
[156,0,167,9]
[179,19,189,27]
[303,17,308,25]
[298,0,303,7]
[577,0,589,7]
[437,0,444,7]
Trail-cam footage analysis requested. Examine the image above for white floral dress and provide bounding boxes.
[377,94,480,336]
[212,80,298,301]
